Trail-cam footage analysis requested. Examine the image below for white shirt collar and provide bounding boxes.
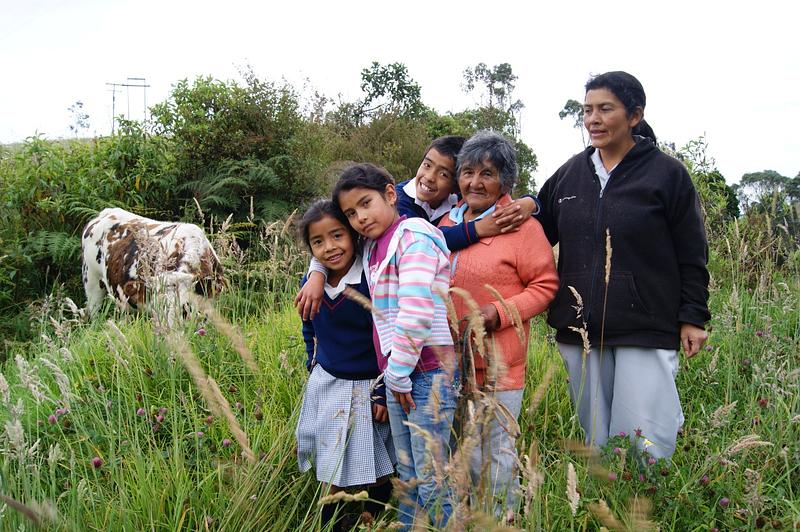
[591,149,617,192]
[324,258,363,299]
[402,179,459,222]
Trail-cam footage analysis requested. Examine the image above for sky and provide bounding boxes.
[1,0,797,188]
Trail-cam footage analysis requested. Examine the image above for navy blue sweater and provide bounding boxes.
[301,272,385,403]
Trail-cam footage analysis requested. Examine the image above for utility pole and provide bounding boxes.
[106,78,150,134]
[105,82,123,134]
[127,77,149,126]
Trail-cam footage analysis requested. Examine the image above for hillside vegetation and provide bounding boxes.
[1,65,798,530]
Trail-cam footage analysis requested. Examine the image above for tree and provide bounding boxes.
[68,100,90,137]
[462,62,524,135]
[740,170,792,205]
[358,62,424,121]
[669,137,739,228]
[559,99,585,147]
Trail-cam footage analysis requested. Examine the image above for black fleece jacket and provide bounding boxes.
[537,138,710,349]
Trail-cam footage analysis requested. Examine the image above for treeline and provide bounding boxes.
[1,62,797,349]
[0,63,536,345]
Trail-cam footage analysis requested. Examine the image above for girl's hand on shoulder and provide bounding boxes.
[372,403,388,423]
[295,272,325,320]
[680,323,708,358]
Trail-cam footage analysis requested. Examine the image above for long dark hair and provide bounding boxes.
[585,71,657,144]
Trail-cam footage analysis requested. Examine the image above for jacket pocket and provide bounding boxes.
[547,272,591,331]
[599,271,653,331]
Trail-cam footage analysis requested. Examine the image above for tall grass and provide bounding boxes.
[1,210,798,530]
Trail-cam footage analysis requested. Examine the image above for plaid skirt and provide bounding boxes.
[296,364,395,487]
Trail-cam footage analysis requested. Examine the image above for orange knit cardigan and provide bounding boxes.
[440,194,559,390]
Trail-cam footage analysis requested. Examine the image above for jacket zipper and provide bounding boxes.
[585,173,606,326]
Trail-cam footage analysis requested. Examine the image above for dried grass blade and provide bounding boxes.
[0,493,42,526]
[317,490,369,505]
[188,293,260,375]
[526,364,554,416]
[344,286,385,320]
[484,284,526,347]
[566,462,580,516]
[588,499,624,531]
[166,332,256,463]
[629,496,657,531]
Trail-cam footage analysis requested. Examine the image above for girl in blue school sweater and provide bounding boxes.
[295,200,395,530]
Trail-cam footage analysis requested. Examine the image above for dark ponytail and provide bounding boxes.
[633,119,657,145]
[586,71,657,144]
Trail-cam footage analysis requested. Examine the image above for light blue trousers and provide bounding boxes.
[558,343,684,459]
[469,389,524,515]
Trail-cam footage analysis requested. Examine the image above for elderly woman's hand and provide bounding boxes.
[480,303,501,332]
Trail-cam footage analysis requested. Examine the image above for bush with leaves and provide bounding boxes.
[0,125,174,345]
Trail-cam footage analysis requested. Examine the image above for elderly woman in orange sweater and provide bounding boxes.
[440,129,558,518]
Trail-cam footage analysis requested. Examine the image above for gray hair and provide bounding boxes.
[456,129,518,193]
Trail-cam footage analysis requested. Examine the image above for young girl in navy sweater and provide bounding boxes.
[294,200,395,530]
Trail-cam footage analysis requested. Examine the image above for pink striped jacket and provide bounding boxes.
[363,218,453,393]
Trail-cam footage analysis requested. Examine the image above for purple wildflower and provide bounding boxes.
[159,407,168,415]
[719,497,730,508]
[755,330,764,337]
[618,431,627,438]
[608,472,618,482]
[196,328,207,337]
[156,415,164,423]
[48,414,57,425]
[613,447,622,455]
[196,431,204,438]
[699,475,710,486]
[647,457,657,466]
[222,438,232,447]
[136,407,146,416]
[91,456,103,469]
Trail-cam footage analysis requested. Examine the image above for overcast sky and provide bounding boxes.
[2,0,797,187]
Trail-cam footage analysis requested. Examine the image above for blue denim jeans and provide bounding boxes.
[387,366,458,530]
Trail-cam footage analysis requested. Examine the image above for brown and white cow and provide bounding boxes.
[81,208,224,317]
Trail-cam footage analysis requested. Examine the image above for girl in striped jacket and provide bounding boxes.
[334,163,458,531]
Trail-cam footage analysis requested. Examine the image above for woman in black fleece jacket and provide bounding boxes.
[537,71,710,458]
